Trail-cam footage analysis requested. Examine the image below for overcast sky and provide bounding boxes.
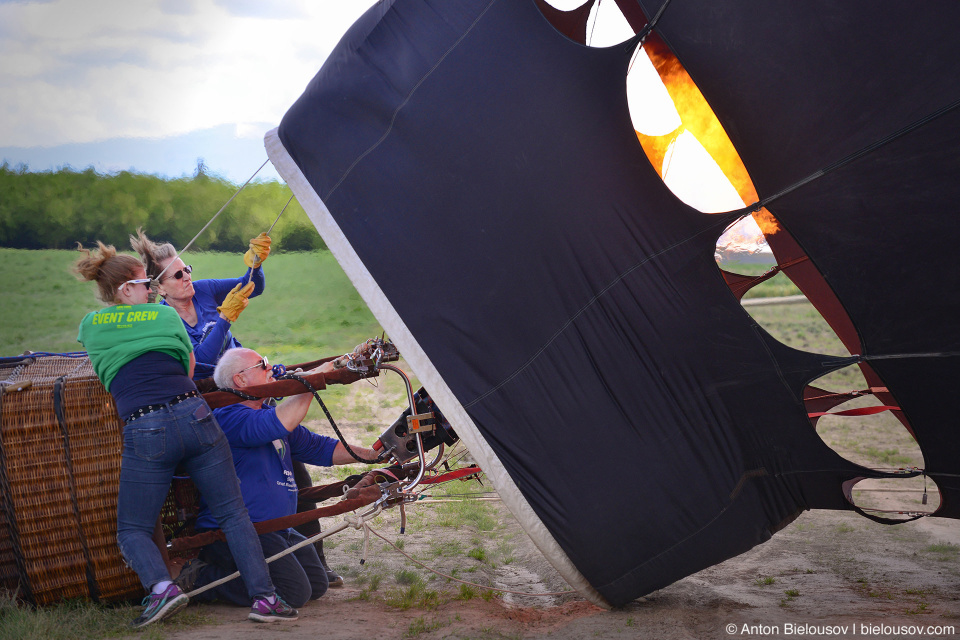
[0,0,369,146]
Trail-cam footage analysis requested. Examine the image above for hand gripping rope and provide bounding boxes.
[152,159,294,286]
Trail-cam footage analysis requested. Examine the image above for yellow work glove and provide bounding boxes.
[243,232,272,268]
[217,281,256,322]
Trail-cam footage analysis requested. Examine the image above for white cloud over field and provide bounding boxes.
[0,0,369,147]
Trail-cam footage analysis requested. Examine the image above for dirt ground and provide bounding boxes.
[162,372,960,640]
[164,503,960,640]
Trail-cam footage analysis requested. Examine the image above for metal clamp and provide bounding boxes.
[406,412,436,434]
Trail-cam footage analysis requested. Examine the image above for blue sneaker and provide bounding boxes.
[248,594,299,622]
[131,583,189,628]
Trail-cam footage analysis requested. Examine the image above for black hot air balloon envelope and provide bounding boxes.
[266,0,960,607]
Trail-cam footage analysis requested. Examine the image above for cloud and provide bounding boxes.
[214,0,306,19]
[159,0,198,16]
[0,0,370,147]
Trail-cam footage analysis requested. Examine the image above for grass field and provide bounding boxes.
[0,248,380,359]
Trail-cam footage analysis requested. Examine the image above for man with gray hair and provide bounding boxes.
[176,348,377,610]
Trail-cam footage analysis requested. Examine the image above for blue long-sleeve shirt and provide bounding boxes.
[162,267,264,378]
[194,403,339,528]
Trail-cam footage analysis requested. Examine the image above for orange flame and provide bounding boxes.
[636,36,779,237]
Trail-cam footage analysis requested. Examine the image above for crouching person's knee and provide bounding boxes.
[283,592,310,609]
[278,577,313,609]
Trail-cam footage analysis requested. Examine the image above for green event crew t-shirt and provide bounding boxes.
[78,303,193,391]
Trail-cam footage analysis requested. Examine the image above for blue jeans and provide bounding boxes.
[194,528,329,608]
[116,396,275,600]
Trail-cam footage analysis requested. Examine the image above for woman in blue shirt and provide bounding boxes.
[132,228,341,586]
[131,228,270,381]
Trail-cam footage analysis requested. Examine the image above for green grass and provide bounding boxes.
[467,547,487,563]
[454,584,479,601]
[0,590,213,640]
[0,248,380,359]
[924,542,959,559]
[405,615,446,637]
[859,447,913,466]
[429,539,464,558]
[395,569,421,585]
[718,261,803,299]
[383,582,442,610]
[432,482,499,532]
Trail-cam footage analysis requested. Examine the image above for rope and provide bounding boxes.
[636,0,673,44]
[627,0,675,74]
[267,195,295,235]
[586,0,601,46]
[415,497,501,503]
[183,505,383,600]
[276,372,387,465]
[364,524,577,598]
[20,351,87,358]
[216,387,261,402]
[751,96,960,213]
[155,159,269,282]
[1,352,87,370]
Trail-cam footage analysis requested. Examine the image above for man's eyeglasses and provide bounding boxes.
[237,356,286,380]
[118,278,151,293]
[162,265,193,282]
[238,356,270,375]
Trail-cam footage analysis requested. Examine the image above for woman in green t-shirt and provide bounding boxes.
[75,242,297,627]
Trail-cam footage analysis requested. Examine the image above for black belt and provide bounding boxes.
[125,390,200,422]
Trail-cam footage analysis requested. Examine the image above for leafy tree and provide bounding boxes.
[0,165,324,253]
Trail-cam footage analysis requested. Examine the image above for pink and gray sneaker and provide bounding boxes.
[131,583,189,628]
[249,594,299,622]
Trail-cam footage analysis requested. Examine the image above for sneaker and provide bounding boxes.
[326,569,344,588]
[130,584,189,628]
[173,558,208,593]
[249,595,299,623]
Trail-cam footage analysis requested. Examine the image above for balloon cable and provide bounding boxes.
[751,96,960,214]
[236,194,294,288]
[267,194,294,235]
[155,158,269,282]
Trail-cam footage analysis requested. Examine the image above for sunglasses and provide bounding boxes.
[237,357,287,380]
[238,356,271,376]
[162,265,193,282]
[118,278,151,293]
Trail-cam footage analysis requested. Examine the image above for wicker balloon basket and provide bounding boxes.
[0,354,165,606]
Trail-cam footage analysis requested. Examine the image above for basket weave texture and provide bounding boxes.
[0,355,142,605]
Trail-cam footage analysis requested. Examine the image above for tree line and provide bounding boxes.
[0,163,326,252]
